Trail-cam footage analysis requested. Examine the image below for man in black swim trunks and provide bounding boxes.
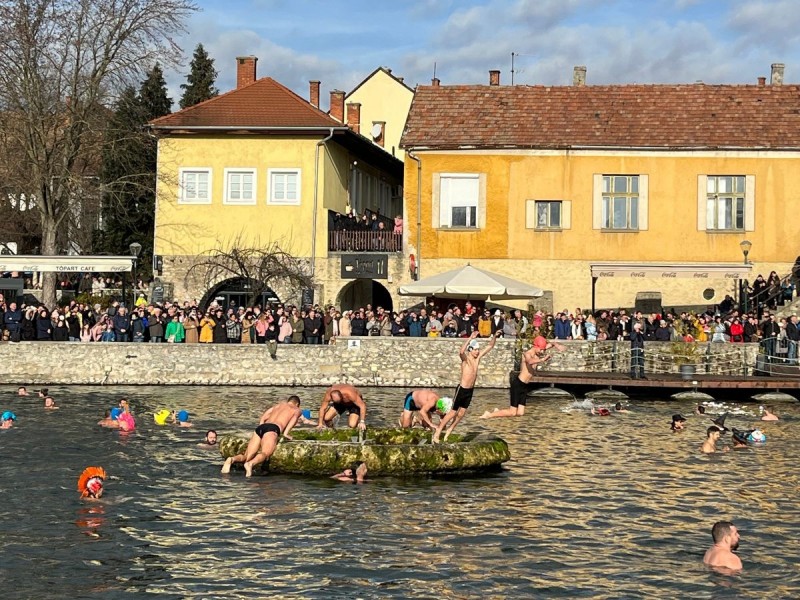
[221,396,302,477]
[317,384,366,431]
[433,331,500,443]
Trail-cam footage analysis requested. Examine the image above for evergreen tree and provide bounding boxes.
[140,63,173,119]
[179,43,219,109]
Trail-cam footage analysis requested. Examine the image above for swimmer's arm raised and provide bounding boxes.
[479,330,500,357]
[459,335,473,360]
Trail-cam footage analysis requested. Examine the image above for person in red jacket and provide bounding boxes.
[729,317,745,342]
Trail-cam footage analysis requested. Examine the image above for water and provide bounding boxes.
[1,386,799,598]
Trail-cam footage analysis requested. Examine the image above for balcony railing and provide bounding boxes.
[328,230,402,253]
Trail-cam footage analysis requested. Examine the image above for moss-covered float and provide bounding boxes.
[218,428,510,476]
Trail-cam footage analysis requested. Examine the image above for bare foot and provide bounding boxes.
[443,430,453,442]
[221,458,233,474]
[244,461,254,478]
[431,432,441,444]
[479,411,492,419]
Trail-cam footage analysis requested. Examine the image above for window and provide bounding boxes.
[179,168,211,204]
[697,175,754,232]
[268,169,301,205]
[592,174,648,230]
[526,200,571,230]
[437,174,480,228]
[224,169,256,205]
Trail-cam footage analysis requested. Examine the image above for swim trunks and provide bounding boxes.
[510,377,533,408]
[452,386,474,410]
[332,402,359,416]
[403,392,416,412]
[255,422,282,438]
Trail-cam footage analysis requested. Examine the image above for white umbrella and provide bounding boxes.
[399,265,543,300]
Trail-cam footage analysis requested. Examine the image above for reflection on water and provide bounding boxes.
[0,385,799,598]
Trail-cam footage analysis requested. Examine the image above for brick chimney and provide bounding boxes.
[431,77,440,87]
[346,102,361,134]
[771,63,785,85]
[309,80,320,108]
[489,70,500,86]
[757,76,766,86]
[329,90,345,122]
[236,56,258,89]
[573,65,587,87]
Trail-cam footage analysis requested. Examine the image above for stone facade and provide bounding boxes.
[0,338,760,388]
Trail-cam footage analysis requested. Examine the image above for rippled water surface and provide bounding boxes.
[1,385,799,598]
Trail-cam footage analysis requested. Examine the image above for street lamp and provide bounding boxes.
[740,240,752,313]
[129,242,142,307]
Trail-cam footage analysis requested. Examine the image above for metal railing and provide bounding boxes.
[328,230,402,253]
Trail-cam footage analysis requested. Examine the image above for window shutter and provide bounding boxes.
[432,173,442,228]
[745,175,755,231]
[592,174,603,229]
[525,200,536,229]
[697,175,707,231]
[478,174,487,229]
[562,200,572,229]
[638,174,649,231]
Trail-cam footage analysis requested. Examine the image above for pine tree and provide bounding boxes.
[140,63,173,119]
[179,43,219,109]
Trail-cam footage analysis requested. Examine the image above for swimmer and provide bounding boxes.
[99,407,123,428]
[317,384,367,431]
[703,521,742,573]
[118,398,130,413]
[433,331,499,443]
[731,429,748,449]
[761,406,779,421]
[701,426,726,453]
[671,414,687,431]
[78,466,108,500]
[44,396,59,410]
[198,429,218,449]
[591,406,611,416]
[480,337,558,419]
[175,410,192,428]
[37,388,48,399]
[17,386,29,396]
[613,402,629,413]
[400,389,450,429]
[1,411,17,428]
[695,404,706,415]
[298,409,316,426]
[221,395,302,477]
[331,461,368,483]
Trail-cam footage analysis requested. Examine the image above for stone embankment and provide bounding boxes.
[0,339,759,388]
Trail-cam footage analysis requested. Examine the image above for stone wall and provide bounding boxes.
[0,338,760,388]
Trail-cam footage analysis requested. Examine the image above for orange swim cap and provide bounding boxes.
[533,336,547,350]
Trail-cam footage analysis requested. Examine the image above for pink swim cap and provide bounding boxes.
[533,336,547,350]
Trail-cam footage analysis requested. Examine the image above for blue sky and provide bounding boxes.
[164,0,799,106]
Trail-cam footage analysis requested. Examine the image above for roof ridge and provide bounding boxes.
[150,76,266,125]
[264,77,340,124]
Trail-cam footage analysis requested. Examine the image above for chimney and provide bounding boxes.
[431,77,440,87]
[771,63,785,85]
[397,77,404,84]
[757,76,766,86]
[309,80,320,108]
[489,70,500,86]
[346,102,361,134]
[372,121,386,147]
[236,56,258,89]
[329,90,345,122]
[573,65,587,87]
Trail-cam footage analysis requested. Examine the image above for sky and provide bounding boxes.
[164,0,798,107]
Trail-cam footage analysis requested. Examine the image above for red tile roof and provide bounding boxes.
[401,84,800,150]
[150,77,342,129]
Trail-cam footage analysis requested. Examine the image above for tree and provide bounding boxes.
[179,43,219,109]
[187,236,314,308]
[96,65,172,272]
[0,0,197,308]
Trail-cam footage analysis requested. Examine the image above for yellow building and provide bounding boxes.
[150,56,404,309]
[400,65,800,312]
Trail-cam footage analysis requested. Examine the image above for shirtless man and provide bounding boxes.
[703,521,742,572]
[221,395,302,477]
[433,331,499,443]
[701,426,725,453]
[317,384,366,431]
[44,396,59,410]
[17,386,29,396]
[480,336,562,419]
[331,461,368,483]
[761,406,779,421]
[400,389,451,429]
[198,429,218,449]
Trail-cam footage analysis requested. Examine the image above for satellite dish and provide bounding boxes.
[371,123,383,139]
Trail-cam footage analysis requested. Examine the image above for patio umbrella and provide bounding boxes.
[399,265,543,300]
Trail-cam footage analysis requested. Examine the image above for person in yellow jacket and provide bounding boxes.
[199,313,215,343]
[477,309,492,337]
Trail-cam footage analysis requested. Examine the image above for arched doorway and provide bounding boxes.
[200,277,280,311]
[337,280,393,312]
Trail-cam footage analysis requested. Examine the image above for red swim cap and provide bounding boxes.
[534,336,547,350]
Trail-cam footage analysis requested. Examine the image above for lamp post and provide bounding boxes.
[740,240,752,313]
[129,242,142,308]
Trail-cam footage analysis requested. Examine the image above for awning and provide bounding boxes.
[590,262,752,280]
[400,265,544,300]
[0,255,134,273]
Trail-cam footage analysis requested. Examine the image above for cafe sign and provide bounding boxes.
[0,255,134,273]
[590,263,752,280]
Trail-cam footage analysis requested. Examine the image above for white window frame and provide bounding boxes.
[268,168,301,206]
[223,168,257,205]
[178,168,212,205]
[526,200,571,230]
[592,174,648,231]
[432,173,486,229]
[697,174,755,232]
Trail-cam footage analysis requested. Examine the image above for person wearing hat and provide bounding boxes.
[1,411,17,428]
[176,410,192,428]
[399,389,451,429]
[731,429,749,449]
[671,414,687,431]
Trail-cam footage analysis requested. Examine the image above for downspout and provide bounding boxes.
[407,149,422,279]
[311,128,335,277]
